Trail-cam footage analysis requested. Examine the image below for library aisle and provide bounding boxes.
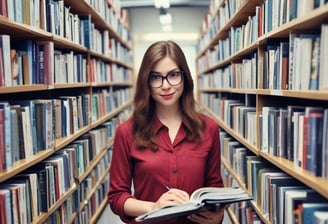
[2,0,328,223]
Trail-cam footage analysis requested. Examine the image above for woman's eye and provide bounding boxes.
[168,72,178,77]
[151,75,161,80]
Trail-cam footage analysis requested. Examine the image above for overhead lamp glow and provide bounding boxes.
[154,0,170,8]
[162,24,172,32]
[159,13,172,24]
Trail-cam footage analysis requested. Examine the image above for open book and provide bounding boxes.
[135,187,253,223]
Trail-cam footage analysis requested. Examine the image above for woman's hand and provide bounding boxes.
[152,188,189,211]
[187,205,228,224]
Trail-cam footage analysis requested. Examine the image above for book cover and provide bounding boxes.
[0,45,4,87]
[302,203,328,224]
[322,109,328,178]
[1,181,28,223]
[1,35,12,86]
[280,42,289,90]
[257,168,281,211]
[0,0,7,17]
[21,106,34,158]
[0,102,12,169]
[286,105,305,161]
[268,108,280,155]
[285,189,315,223]
[0,189,12,224]
[135,187,253,223]
[309,36,320,90]
[277,108,288,158]
[10,105,25,161]
[299,34,319,90]
[288,32,296,90]
[0,108,4,171]
[17,172,38,220]
[307,111,324,176]
[261,106,277,152]
[8,178,32,223]
[276,184,305,223]
[10,106,20,164]
[314,211,328,223]
[319,24,328,90]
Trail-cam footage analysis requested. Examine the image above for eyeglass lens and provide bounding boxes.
[149,71,183,88]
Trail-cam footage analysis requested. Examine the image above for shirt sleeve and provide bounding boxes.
[107,121,135,223]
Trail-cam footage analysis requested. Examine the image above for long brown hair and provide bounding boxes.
[132,40,205,150]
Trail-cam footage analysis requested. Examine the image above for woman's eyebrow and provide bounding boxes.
[150,68,180,75]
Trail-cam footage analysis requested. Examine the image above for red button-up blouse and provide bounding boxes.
[108,114,224,223]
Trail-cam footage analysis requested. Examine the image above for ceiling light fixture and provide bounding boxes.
[154,0,170,8]
[159,7,172,25]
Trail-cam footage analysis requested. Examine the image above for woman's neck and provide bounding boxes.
[155,104,181,123]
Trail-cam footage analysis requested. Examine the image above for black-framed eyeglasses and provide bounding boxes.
[148,71,184,88]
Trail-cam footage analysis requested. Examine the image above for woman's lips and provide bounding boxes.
[161,93,174,99]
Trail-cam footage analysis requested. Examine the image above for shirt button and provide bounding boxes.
[172,169,177,174]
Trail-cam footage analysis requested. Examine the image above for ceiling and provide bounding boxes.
[120,0,210,8]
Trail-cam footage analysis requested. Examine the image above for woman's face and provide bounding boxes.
[149,56,184,108]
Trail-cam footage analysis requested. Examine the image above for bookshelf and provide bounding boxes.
[0,0,133,223]
[197,0,328,223]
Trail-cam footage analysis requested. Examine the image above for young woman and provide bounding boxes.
[108,40,225,224]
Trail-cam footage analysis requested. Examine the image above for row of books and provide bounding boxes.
[83,0,131,43]
[199,0,327,53]
[247,157,328,224]
[110,38,133,64]
[264,30,324,91]
[201,95,258,146]
[220,131,252,185]
[198,7,260,73]
[221,166,262,224]
[0,35,132,87]
[0,0,131,44]
[0,109,124,223]
[261,105,328,178]
[198,23,328,91]
[45,192,79,224]
[0,149,75,224]
[198,65,232,89]
[198,53,258,90]
[45,110,129,224]
[54,50,87,84]
[199,0,254,50]
[203,94,328,179]
[88,58,132,84]
[0,36,54,87]
[91,88,132,123]
[220,131,328,224]
[0,100,55,170]
[77,157,111,218]
[0,89,130,171]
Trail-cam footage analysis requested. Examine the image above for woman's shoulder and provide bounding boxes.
[116,117,134,132]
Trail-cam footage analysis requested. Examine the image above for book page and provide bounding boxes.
[190,187,250,204]
[135,202,203,222]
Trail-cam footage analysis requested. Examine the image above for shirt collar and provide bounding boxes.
[153,116,186,145]
[153,116,165,133]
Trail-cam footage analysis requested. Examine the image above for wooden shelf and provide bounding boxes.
[197,1,328,223]
[0,0,133,223]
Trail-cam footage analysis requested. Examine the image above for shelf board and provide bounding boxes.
[260,152,328,199]
[0,149,54,182]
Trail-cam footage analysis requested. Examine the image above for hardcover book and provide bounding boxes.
[135,187,253,223]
